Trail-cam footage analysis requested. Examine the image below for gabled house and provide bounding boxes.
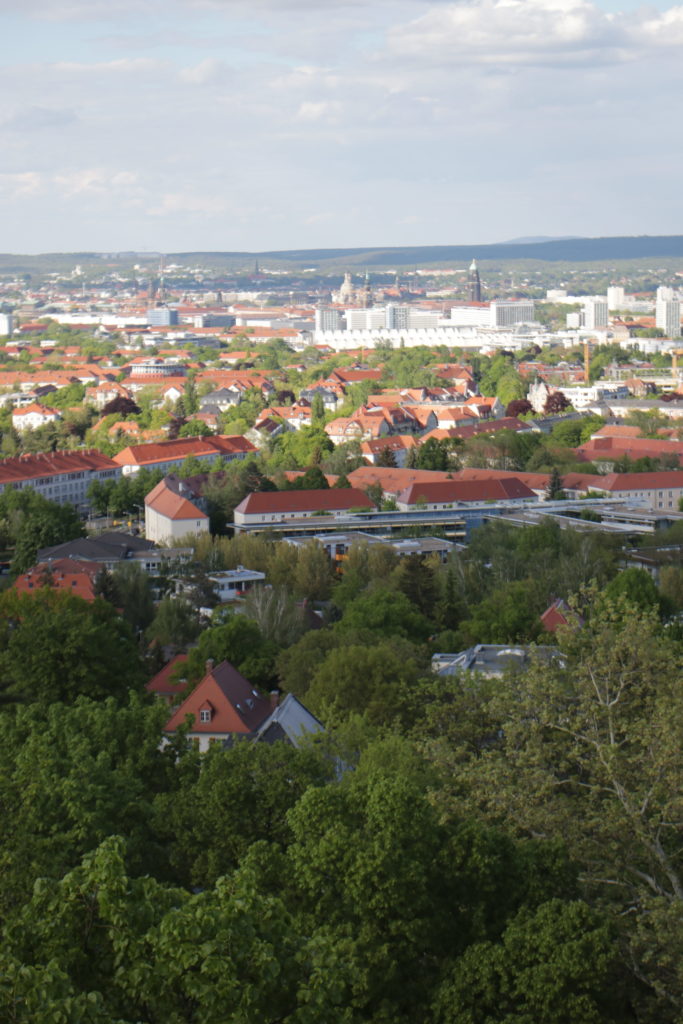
[165,659,273,751]
[11,402,62,433]
[146,653,189,706]
[145,475,209,544]
[164,659,323,752]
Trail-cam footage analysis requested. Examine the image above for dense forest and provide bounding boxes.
[2,511,683,1022]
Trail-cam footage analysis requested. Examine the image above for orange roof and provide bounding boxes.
[146,653,189,698]
[13,558,99,602]
[145,478,208,522]
[235,487,374,516]
[165,660,271,736]
[0,449,118,485]
[114,434,255,468]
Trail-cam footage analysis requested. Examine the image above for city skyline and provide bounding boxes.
[2,0,683,253]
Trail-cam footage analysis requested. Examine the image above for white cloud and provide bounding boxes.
[2,0,683,249]
[387,0,627,66]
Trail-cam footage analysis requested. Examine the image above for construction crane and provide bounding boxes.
[671,348,683,372]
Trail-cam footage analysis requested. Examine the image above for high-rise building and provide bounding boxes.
[315,308,344,332]
[582,298,608,330]
[384,304,409,329]
[656,296,681,338]
[147,307,179,327]
[0,313,13,337]
[607,286,625,310]
[490,300,535,326]
[468,259,482,302]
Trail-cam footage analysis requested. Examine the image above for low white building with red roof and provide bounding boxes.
[145,476,209,544]
[233,487,375,528]
[562,470,683,511]
[114,434,256,475]
[11,402,62,433]
[0,449,121,511]
[395,478,537,511]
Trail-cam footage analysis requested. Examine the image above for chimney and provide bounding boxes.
[205,658,215,674]
[269,689,280,711]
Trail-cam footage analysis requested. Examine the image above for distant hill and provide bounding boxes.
[2,235,683,273]
[498,235,582,245]
[170,235,683,267]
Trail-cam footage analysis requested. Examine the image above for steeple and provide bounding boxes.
[468,258,481,302]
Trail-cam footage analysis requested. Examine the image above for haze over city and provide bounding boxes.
[2,0,683,252]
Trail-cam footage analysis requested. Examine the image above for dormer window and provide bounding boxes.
[199,709,212,723]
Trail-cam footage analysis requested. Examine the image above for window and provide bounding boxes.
[199,709,212,723]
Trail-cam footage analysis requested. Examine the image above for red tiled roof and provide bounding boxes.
[114,434,255,467]
[0,449,118,485]
[145,479,208,521]
[165,660,271,735]
[146,653,189,698]
[398,478,536,504]
[13,558,99,602]
[347,466,452,495]
[235,487,374,516]
[598,471,683,491]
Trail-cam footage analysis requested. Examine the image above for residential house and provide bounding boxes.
[164,659,322,752]
[432,644,563,678]
[11,402,62,433]
[360,435,419,467]
[145,475,210,544]
[145,653,189,706]
[207,566,267,602]
[37,532,192,573]
[12,557,100,602]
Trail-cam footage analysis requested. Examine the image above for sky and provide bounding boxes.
[1,0,682,253]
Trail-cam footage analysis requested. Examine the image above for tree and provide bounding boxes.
[603,566,661,613]
[111,561,155,633]
[434,899,630,1024]
[376,444,398,467]
[506,398,533,418]
[155,741,332,887]
[416,437,449,471]
[305,640,423,725]
[296,465,329,490]
[0,836,302,1024]
[178,419,212,437]
[0,489,85,575]
[311,391,325,423]
[242,586,306,652]
[336,587,432,641]
[546,466,566,500]
[0,589,145,704]
[457,578,544,645]
[146,596,201,650]
[293,540,334,601]
[100,395,140,417]
[543,391,571,415]
[396,553,439,617]
[181,614,276,688]
[0,694,174,915]
[448,597,683,1016]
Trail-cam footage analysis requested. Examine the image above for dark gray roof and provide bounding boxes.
[38,532,155,564]
[254,693,323,747]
